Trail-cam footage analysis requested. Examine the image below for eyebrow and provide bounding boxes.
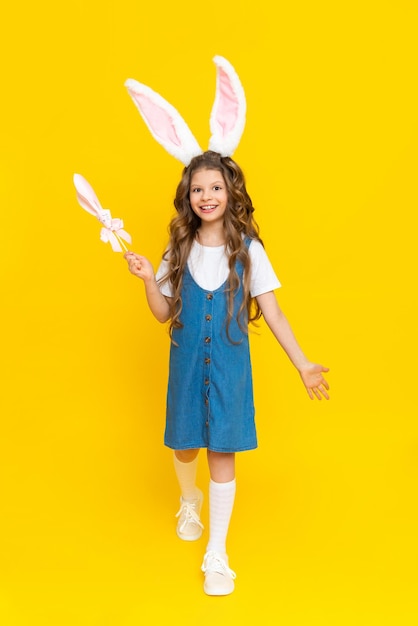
[191,180,224,186]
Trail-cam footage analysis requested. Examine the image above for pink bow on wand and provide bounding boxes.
[73,173,132,252]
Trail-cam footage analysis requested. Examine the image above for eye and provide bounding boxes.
[214,186,222,191]
[191,187,201,193]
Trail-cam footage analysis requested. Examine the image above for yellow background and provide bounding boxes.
[1,1,417,624]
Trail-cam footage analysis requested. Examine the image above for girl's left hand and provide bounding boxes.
[299,364,330,400]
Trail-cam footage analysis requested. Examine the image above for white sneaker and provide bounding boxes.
[175,490,204,541]
[201,551,236,596]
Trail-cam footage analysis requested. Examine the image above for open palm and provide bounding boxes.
[300,363,330,400]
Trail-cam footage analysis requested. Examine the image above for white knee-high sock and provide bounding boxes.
[173,454,200,501]
[206,478,236,556]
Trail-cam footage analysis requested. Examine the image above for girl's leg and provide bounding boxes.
[202,451,237,596]
[206,450,235,483]
[174,449,200,499]
[173,449,204,541]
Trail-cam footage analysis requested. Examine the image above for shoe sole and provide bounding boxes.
[176,527,203,541]
[203,583,235,596]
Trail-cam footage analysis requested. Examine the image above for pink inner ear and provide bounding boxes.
[136,93,182,147]
[215,67,239,136]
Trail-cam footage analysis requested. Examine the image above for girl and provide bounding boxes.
[123,56,329,596]
[124,150,329,596]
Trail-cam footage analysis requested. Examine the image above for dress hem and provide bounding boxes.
[164,442,258,453]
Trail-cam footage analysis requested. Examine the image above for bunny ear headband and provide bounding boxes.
[124,55,246,166]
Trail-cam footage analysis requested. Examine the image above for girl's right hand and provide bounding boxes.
[124,251,155,282]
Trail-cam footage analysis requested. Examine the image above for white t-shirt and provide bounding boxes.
[156,239,281,297]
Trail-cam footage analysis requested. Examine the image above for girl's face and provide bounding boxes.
[189,169,228,226]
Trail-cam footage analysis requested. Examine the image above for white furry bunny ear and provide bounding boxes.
[208,56,247,157]
[124,79,203,166]
[73,173,104,218]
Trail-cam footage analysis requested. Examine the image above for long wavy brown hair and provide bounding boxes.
[159,151,263,341]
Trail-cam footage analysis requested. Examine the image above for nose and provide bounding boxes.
[202,188,213,200]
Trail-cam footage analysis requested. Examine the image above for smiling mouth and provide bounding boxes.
[200,205,217,212]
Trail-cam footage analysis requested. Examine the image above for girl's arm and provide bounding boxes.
[124,252,171,323]
[256,291,330,400]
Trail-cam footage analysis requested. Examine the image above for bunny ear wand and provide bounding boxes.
[73,173,132,253]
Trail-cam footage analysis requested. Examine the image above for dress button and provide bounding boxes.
[205,421,209,426]
[204,337,211,343]
[204,399,209,406]
[204,357,211,364]
[204,379,209,385]
[206,293,213,300]
[205,314,212,321]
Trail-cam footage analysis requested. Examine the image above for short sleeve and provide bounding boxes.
[155,257,174,298]
[249,240,281,297]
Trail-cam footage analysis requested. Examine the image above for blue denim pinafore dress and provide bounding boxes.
[164,245,257,453]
